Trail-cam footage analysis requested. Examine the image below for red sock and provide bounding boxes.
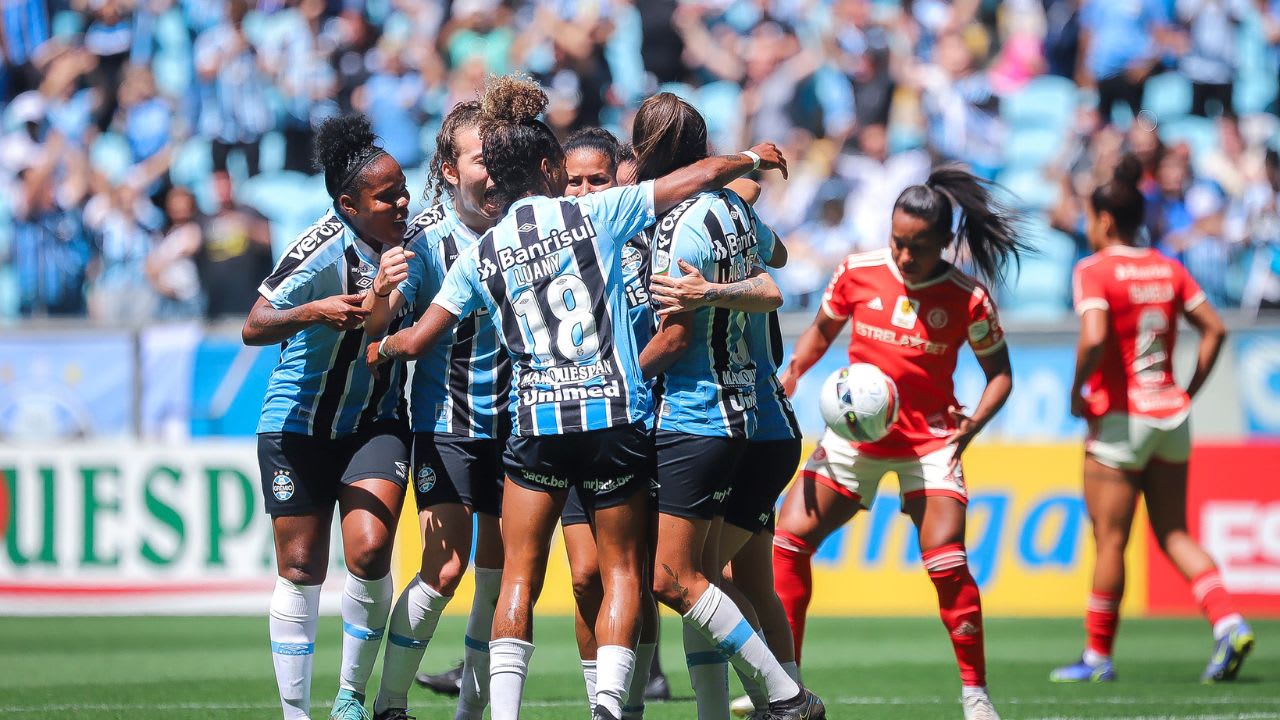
[773,530,815,664]
[923,543,986,688]
[1191,569,1239,626]
[1084,591,1121,657]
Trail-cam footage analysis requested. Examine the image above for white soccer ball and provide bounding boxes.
[819,362,900,443]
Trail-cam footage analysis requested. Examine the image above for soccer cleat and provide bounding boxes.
[329,689,371,720]
[644,670,671,701]
[731,694,757,717]
[414,661,463,696]
[764,688,826,720]
[961,694,1001,720]
[372,709,415,720]
[1049,655,1116,683]
[1201,622,1255,683]
[592,706,621,720]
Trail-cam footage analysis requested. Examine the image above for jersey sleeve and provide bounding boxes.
[1176,261,1208,312]
[259,257,321,310]
[396,236,433,307]
[431,246,483,318]
[1072,261,1109,316]
[659,219,715,281]
[820,257,856,320]
[966,285,1007,357]
[581,181,657,247]
[750,204,778,266]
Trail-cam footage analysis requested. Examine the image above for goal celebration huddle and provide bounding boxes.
[243,74,1254,720]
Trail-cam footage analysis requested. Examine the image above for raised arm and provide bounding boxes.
[652,143,788,215]
[778,309,847,396]
[242,293,370,346]
[363,244,415,338]
[649,260,782,317]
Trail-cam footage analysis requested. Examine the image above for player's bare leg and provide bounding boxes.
[488,480,564,720]
[1143,459,1252,681]
[772,476,860,662]
[564,521,603,705]
[334,479,406,720]
[904,494,995,720]
[591,487,650,719]
[270,512,334,720]
[374,502,468,717]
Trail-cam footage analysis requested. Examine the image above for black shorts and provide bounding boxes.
[505,423,651,513]
[257,422,410,516]
[653,430,747,520]
[413,432,505,516]
[723,438,802,533]
[561,486,591,527]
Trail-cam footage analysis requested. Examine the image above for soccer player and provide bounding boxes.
[360,101,509,720]
[1051,156,1254,683]
[772,167,1026,720]
[242,115,413,720]
[633,93,820,720]
[367,76,813,720]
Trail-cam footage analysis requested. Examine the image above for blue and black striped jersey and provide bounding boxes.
[651,190,765,438]
[433,182,658,436]
[399,202,511,438]
[257,209,409,438]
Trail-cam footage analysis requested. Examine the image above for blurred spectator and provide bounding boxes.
[84,181,164,323]
[442,0,515,76]
[1237,149,1280,310]
[1,0,51,95]
[776,185,856,308]
[194,0,271,176]
[1176,0,1249,118]
[12,133,93,317]
[914,30,1004,177]
[354,37,429,167]
[197,172,271,319]
[836,123,930,251]
[1147,148,1234,304]
[1042,0,1082,80]
[83,0,135,131]
[1079,0,1171,125]
[118,64,172,165]
[146,185,205,319]
[257,0,337,172]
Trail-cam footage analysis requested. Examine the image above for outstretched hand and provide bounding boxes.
[748,142,788,179]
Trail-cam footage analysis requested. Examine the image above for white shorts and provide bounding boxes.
[1086,412,1192,472]
[801,429,967,510]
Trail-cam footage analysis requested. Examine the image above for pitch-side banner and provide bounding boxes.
[3,441,1278,617]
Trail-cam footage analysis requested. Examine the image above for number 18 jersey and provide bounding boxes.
[433,182,658,436]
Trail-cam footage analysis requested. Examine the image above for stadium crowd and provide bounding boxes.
[3,0,1280,322]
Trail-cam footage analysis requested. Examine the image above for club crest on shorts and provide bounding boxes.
[416,465,437,494]
[272,470,295,502]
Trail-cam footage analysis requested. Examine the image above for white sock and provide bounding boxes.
[339,572,393,696]
[269,577,321,720]
[962,685,989,700]
[683,621,729,719]
[595,645,636,719]
[781,660,801,684]
[622,642,656,719]
[581,659,599,707]
[373,576,452,713]
[1082,648,1110,666]
[456,566,503,719]
[488,638,534,720]
[1213,613,1244,640]
[685,585,800,704]
[734,662,770,711]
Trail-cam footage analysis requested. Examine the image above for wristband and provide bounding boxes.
[377,337,391,360]
[740,150,761,170]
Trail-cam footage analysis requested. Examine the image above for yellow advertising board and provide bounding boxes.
[391,443,1148,617]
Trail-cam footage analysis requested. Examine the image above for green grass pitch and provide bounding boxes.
[3,615,1276,719]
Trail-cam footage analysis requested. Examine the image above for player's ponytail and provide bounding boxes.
[478,74,563,212]
[1090,153,1146,242]
[631,92,709,181]
[564,127,621,176]
[428,100,482,205]
[316,114,387,201]
[894,165,1027,285]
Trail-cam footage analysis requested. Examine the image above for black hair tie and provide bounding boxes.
[337,148,389,196]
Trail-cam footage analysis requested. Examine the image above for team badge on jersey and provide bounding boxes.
[272,470,295,502]
[416,465,437,494]
[891,296,920,329]
[927,307,949,329]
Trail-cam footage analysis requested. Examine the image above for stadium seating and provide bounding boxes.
[1001,75,1079,132]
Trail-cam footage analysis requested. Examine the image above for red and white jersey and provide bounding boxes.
[1072,246,1206,421]
[821,249,1006,458]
